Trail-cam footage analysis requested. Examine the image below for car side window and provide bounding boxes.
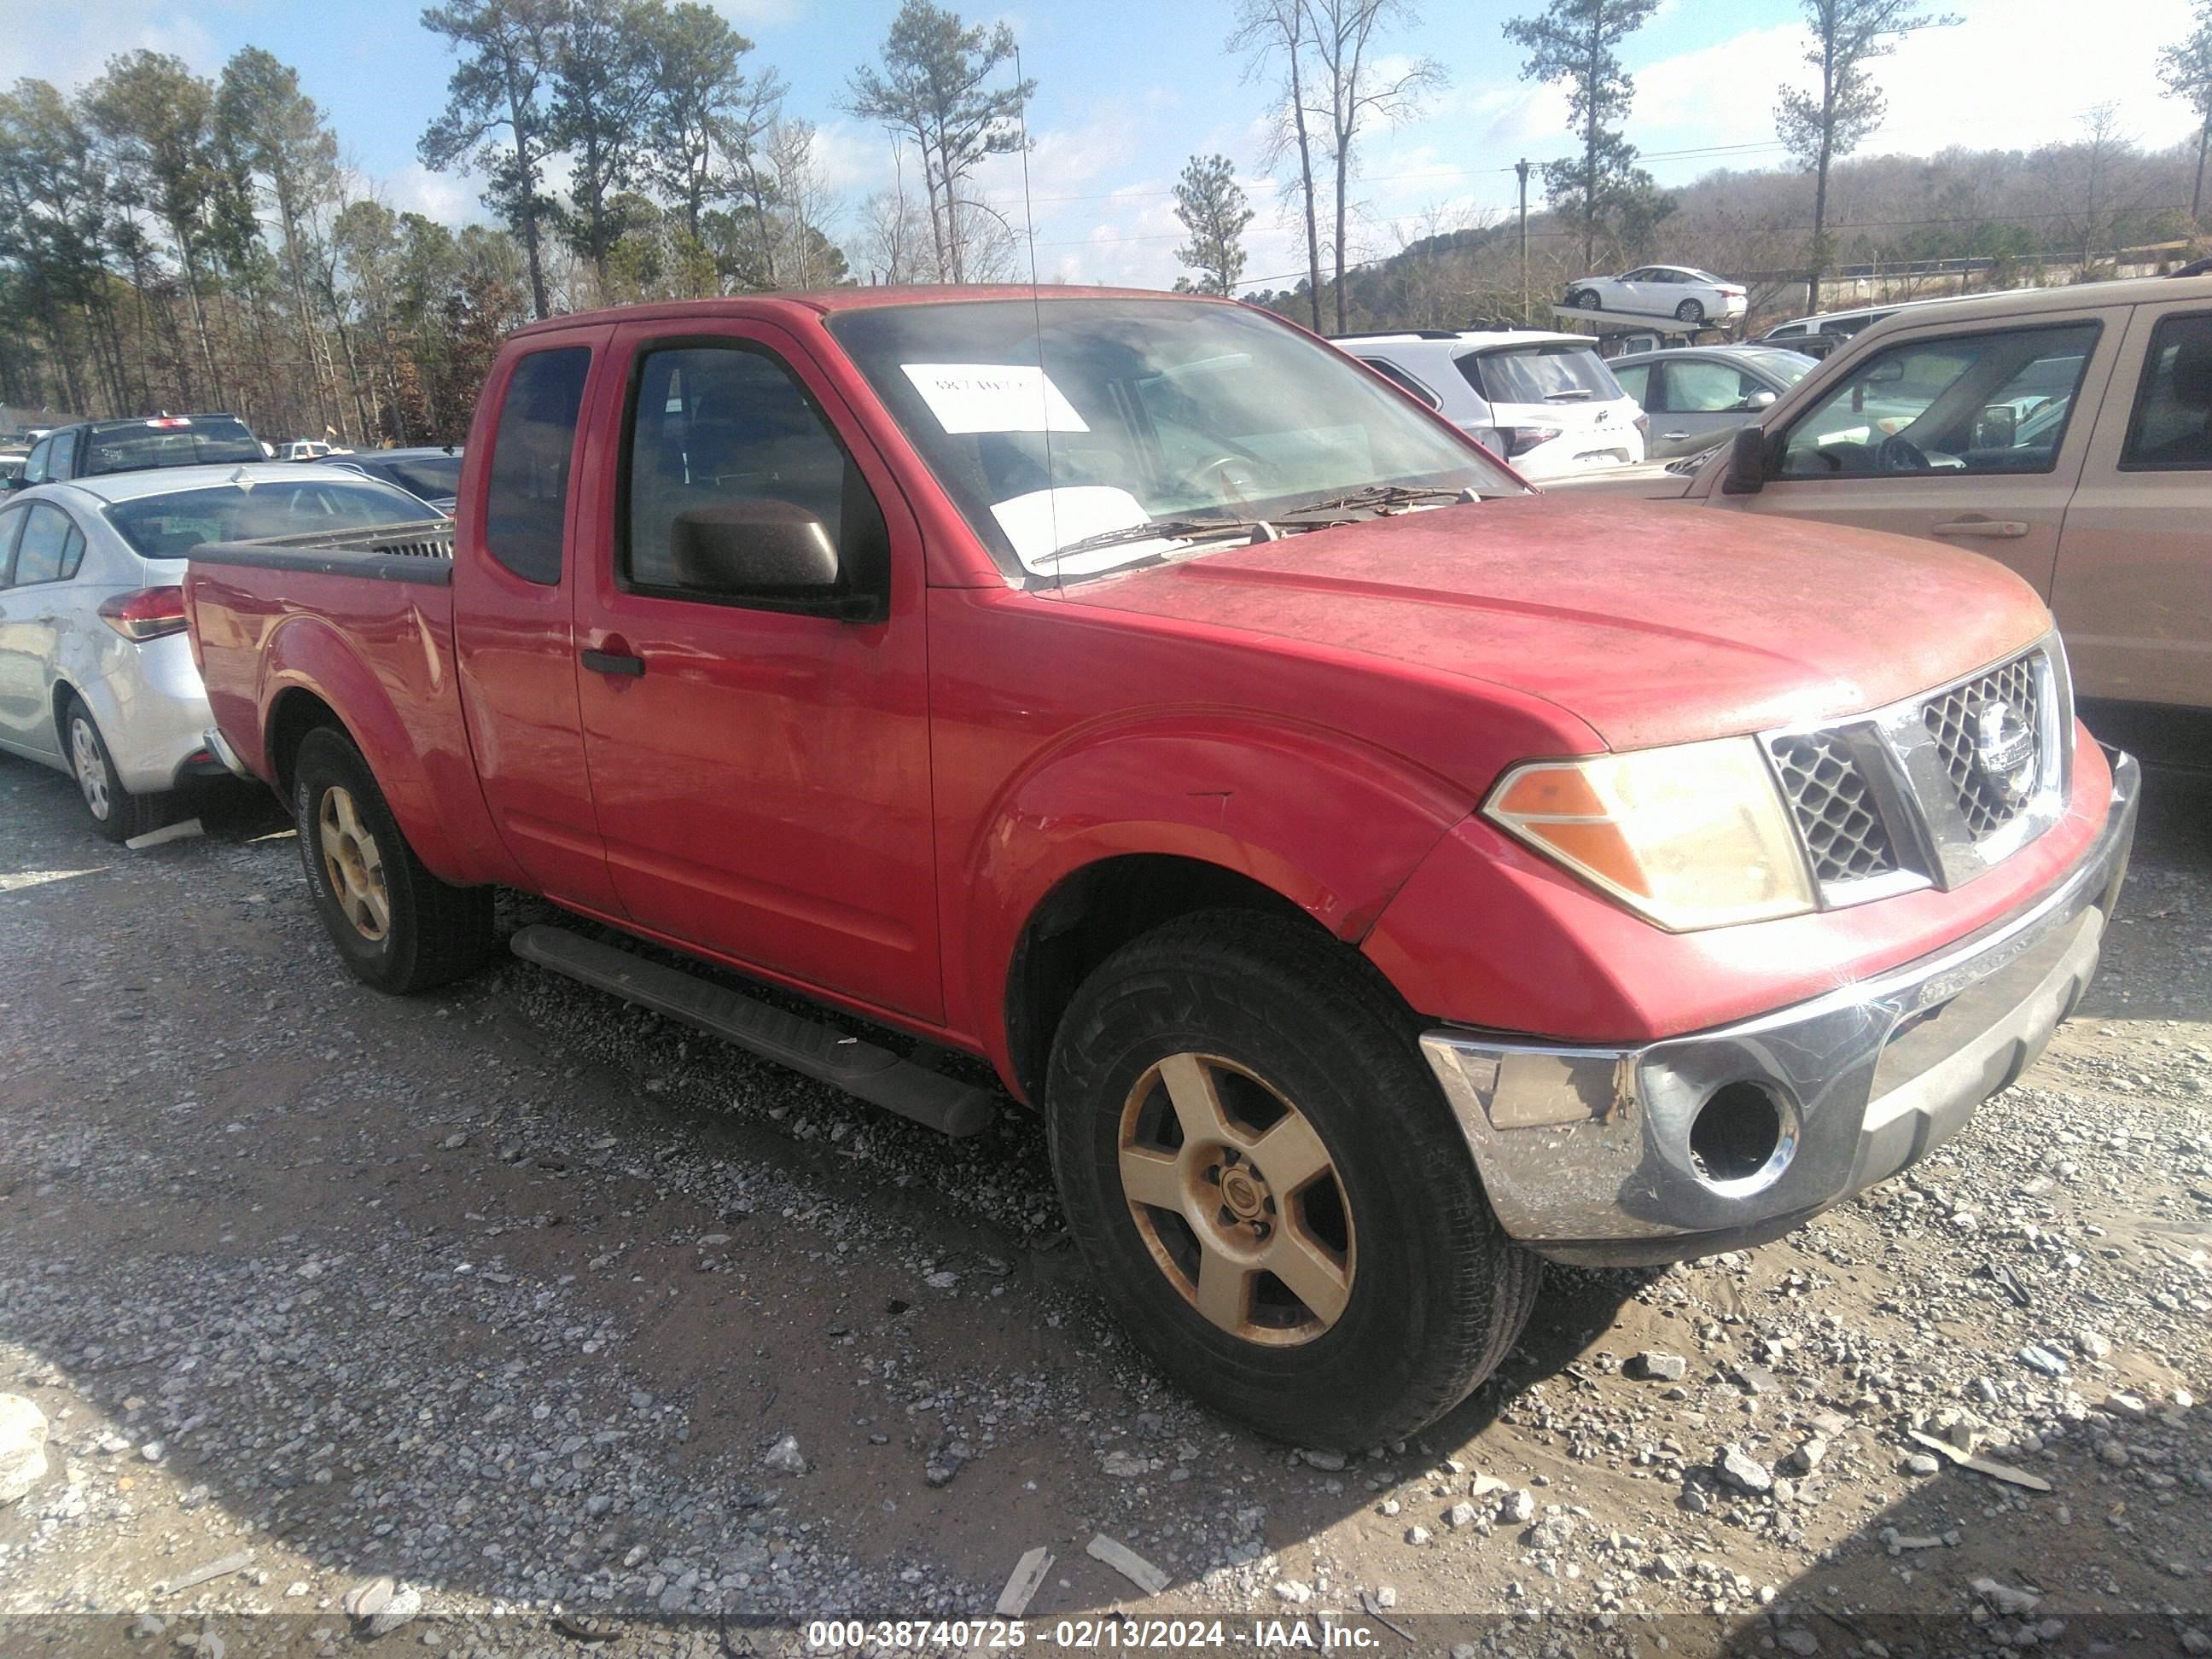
[49,429,78,479]
[1610,360,1653,406]
[1358,357,1441,410]
[0,505,24,584]
[1777,323,2099,480]
[483,346,591,585]
[1662,359,1758,412]
[22,438,49,486]
[11,503,73,586]
[623,342,888,608]
[2120,312,2212,470]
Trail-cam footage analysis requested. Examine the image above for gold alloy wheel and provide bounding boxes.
[1117,1052,1356,1346]
[317,784,390,942]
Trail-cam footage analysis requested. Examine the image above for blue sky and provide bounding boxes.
[22,0,2203,288]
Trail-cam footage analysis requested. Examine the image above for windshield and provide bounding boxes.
[82,417,263,476]
[827,299,1516,580]
[375,456,462,500]
[1460,343,1624,405]
[1748,349,1819,384]
[104,480,440,559]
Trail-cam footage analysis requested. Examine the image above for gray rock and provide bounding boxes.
[366,1584,422,1638]
[1445,1500,1478,1529]
[2017,1344,2068,1377]
[1778,1632,1819,1656]
[1300,1448,1348,1471]
[1973,1577,2040,1618]
[1785,1436,1828,1473]
[1905,1453,1941,1476]
[1272,1580,1313,1604]
[1501,1487,1535,1524]
[1630,1351,1688,1382]
[2075,1329,2111,1359]
[760,1434,807,1476]
[1404,1525,1432,1545]
[1716,1445,1773,1493]
[0,1394,49,1505]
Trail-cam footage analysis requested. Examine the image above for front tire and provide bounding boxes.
[64,694,172,844]
[1045,911,1539,1446]
[291,725,493,993]
[1574,288,1600,310]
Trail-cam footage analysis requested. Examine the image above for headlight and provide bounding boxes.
[1485,736,1815,931]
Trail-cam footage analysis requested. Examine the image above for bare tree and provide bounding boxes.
[2160,0,2212,228]
[859,145,940,282]
[1775,0,1958,309]
[1230,0,1326,330]
[766,119,847,287]
[1303,0,1442,332]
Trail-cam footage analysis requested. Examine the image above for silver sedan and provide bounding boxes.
[0,463,441,841]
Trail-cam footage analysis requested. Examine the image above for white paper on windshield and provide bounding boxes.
[901,364,1090,434]
[990,486,1184,575]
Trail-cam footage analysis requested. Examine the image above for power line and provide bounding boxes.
[1022,140,1794,207]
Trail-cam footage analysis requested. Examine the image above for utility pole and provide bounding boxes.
[1516,159,1531,324]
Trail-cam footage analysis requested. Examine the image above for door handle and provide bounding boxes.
[1931,519,2029,538]
[1661,430,1691,440]
[580,645,645,677]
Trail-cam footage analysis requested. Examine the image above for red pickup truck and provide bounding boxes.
[185,288,2139,1446]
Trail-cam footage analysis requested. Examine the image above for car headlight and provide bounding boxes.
[1484,736,1815,931]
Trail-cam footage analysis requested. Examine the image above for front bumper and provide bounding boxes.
[1420,748,2139,1266]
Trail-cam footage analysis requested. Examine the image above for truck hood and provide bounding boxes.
[1057,496,2052,752]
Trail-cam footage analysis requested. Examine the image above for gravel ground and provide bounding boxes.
[0,753,2207,1658]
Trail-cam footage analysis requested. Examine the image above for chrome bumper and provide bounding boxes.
[1420,748,2139,1266]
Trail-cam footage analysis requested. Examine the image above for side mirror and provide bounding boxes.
[1721,422,1772,495]
[1973,404,2018,448]
[671,499,841,601]
[1740,388,1778,411]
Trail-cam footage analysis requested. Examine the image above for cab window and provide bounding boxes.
[622,342,887,608]
[483,346,591,585]
[1777,323,2099,479]
[2120,312,2212,470]
[22,437,50,486]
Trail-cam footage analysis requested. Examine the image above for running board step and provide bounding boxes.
[509,924,997,1138]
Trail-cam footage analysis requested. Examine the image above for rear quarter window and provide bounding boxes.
[483,347,591,585]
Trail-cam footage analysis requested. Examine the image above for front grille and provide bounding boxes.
[1921,652,2043,841]
[1769,733,1900,882]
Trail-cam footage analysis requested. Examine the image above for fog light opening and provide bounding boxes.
[1689,1082,1791,1190]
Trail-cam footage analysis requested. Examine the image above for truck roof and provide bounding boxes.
[510,284,1238,338]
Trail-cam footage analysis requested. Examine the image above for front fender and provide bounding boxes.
[955,712,1476,1074]
[259,610,513,888]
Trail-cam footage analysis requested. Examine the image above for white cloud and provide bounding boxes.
[381,163,478,224]
[15,1,220,91]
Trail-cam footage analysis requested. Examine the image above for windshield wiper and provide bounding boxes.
[1542,389,1595,402]
[1045,516,1264,561]
[1273,483,1480,518]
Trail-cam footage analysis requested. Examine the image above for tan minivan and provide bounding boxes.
[1559,276,2212,713]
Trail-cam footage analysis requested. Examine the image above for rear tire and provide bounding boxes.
[1045,911,1539,1447]
[64,695,172,844]
[1676,299,1705,324]
[291,725,493,993]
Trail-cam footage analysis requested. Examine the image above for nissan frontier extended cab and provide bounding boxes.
[184,288,2138,1446]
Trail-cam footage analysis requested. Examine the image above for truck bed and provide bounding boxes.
[184,520,494,883]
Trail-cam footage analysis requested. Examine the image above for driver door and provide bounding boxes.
[1713,313,2125,599]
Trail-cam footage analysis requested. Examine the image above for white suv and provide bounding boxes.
[1338,330,1648,481]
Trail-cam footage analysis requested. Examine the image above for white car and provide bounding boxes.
[0,463,441,841]
[1563,265,1749,326]
[1339,330,1648,481]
